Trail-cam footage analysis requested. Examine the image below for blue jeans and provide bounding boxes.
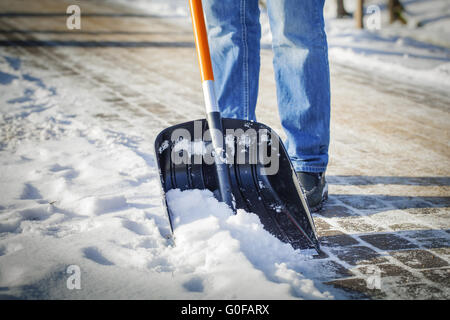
[203,0,330,173]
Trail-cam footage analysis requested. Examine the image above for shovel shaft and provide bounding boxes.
[207,111,235,209]
[189,0,214,82]
[189,0,235,211]
[189,0,218,113]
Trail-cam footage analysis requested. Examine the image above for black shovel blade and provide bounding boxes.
[154,118,321,252]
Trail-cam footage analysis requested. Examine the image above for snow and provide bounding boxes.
[0,53,339,299]
[167,188,334,299]
[0,0,448,300]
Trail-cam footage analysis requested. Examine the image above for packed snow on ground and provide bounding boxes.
[0,55,342,299]
[117,0,450,92]
[324,0,450,93]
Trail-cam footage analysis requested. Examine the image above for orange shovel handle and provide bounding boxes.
[189,0,214,82]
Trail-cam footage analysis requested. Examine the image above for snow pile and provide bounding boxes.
[167,189,333,299]
[0,55,339,299]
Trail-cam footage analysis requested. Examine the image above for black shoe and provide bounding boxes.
[296,171,328,212]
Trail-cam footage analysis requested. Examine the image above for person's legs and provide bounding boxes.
[203,0,261,121]
[266,0,330,174]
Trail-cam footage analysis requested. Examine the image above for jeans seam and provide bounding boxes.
[294,165,327,173]
[240,0,249,120]
[315,0,327,52]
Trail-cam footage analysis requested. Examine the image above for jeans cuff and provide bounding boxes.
[292,163,327,173]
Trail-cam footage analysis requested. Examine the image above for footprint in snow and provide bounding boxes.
[0,71,18,85]
[82,246,114,266]
[182,277,204,293]
[19,183,42,200]
[18,207,52,221]
[121,219,150,236]
[48,164,79,180]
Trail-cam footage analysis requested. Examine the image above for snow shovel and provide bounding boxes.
[154,0,321,253]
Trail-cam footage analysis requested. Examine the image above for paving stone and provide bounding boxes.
[325,278,386,299]
[359,233,418,251]
[358,264,420,283]
[320,233,360,248]
[416,237,450,249]
[406,207,442,215]
[389,223,430,231]
[327,175,372,186]
[402,230,450,249]
[331,246,389,266]
[313,218,334,232]
[367,210,419,229]
[402,229,440,239]
[337,195,388,211]
[430,247,450,259]
[379,278,422,293]
[422,197,450,206]
[392,283,446,300]
[337,218,385,233]
[313,260,354,280]
[390,199,434,210]
[327,260,354,278]
[390,250,449,269]
[421,268,450,287]
[318,229,347,237]
[318,204,357,218]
